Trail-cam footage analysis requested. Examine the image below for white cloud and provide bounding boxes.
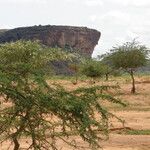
[111,0,150,7]
[0,0,48,4]
[130,0,150,6]
[114,37,126,44]
[65,0,76,3]
[84,0,103,6]
[65,0,103,6]
[106,11,130,21]
[89,10,130,27]
[126,30,139,40]
[89,15,98,22]
[96,10,131,26]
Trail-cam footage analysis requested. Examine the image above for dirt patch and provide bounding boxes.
[102,134,150,150]
[1,76,150,150]
[110,111,150,130]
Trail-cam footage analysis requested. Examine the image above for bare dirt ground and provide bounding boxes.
[100,76,150,150]
[50,76,150,150]
[102,134,150,150]
[1,76,150,150]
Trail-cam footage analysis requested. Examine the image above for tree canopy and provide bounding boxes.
[101,40,149,93]
[108,40,148,70]
[80,59,104,79]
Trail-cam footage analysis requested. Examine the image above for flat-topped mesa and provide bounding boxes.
[0,25,101,57]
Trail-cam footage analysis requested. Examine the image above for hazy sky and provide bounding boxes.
[0,0,150,57]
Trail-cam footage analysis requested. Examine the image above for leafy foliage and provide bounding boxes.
[68,52,84,84]
[107,40,148,70]
[80,59,119,81]
[80,59,104,80]
[0,41,125,150]
[101,40,149,93]
[98,54,121,80]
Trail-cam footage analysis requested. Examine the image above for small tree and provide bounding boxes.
[0,41,125,150]
[80,59,104,83]
[104,40,149,93]
[100,64,113,81]
[98,54,121,81]
[68,53,83,85]
[69,63,79,84]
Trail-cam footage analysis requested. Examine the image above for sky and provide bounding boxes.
[0,0,150,57]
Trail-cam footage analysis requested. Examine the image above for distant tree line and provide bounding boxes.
[78,40,149,93]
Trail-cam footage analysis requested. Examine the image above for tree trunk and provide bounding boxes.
[105,74,109,81]
[130,70,136,94]
[13,137,20,150]
[73,63,78,85]
[75,73,78,84]
[12,109,30,150]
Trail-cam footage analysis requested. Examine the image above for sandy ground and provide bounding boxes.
[1,76,150,150]
[102,134,150,150]
[102,77,150,150]
[111,111,150,130]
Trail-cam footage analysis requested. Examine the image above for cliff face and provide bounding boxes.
[0,25,100,57]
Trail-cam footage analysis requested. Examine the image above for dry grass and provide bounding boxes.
[1,75,150,150]
[46,75,150,150]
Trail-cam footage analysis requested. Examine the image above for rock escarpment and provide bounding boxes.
[0,25,100,57]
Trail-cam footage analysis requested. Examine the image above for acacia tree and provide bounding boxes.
[100,64,113,81]
[80,59,117,82]
[104,40,149,93]
[68,53,83,84]
[0,41,125,150]
[80,59,105,83]
[98,54,121,81]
